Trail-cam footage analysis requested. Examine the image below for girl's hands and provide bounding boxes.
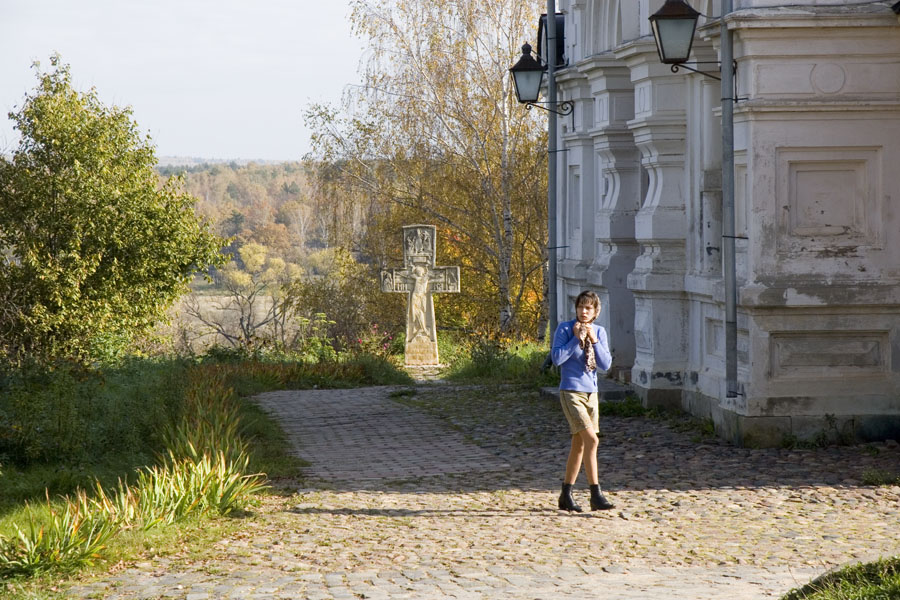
[574,321,598,344]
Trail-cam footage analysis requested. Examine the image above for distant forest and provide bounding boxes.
[157,161,331,278]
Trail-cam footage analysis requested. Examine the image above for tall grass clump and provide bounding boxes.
[121,450,267,529]
[0,490,118,578]
[138,364,268,525]
[0,361,267,580]
[162,367,249,463]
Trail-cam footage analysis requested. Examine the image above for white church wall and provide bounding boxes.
[731,8,900,445]
[553,0,899,445]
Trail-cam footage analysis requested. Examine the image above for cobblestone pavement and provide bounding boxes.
[68,383,900,599]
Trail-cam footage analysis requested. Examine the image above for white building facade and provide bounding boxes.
[551,0,900,446]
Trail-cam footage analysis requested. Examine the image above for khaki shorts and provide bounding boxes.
[559,390,599,435]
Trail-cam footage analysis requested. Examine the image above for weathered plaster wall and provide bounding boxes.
[555,0,900,445]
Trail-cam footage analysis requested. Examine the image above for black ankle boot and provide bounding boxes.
[558,483,583,512]
[589,484,615,511]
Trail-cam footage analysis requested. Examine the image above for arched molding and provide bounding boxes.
[584,0,627,55]
[619,0,640,43]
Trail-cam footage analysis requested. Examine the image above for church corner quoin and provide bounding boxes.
[550,0,900,446]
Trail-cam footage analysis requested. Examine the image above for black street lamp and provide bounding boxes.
[509,42,545,104]
[509,42,574,117]
[649,0,702,65]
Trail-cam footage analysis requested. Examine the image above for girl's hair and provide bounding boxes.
[575,290,600,311]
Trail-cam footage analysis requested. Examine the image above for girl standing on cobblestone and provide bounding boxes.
[551,290,615,512]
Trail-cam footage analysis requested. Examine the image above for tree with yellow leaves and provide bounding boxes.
[185,242,303,350]
[306,0,548,337]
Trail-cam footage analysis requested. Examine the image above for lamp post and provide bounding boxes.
[545,0,559,340]
[509,8,572,341]
[649,0,738,399]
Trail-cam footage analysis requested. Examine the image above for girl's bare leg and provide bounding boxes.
[564,433,584,484]
[579,428,599,486]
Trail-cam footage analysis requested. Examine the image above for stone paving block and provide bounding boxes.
[355,589,392,600]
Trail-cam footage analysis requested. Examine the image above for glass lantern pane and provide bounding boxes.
[513,70,543,103]
[657,19,696,62]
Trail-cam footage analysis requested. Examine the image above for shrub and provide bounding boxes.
[0,359,184,468]
[351,323,394,360]
[0,57,225,364]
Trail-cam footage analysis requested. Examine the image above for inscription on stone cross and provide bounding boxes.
[381,225,460,365]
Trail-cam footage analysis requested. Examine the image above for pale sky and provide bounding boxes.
[0,0,365,162]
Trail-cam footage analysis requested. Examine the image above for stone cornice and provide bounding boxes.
[575,52,625,76]
[626,116,688,132]
[560,129,594,143]
[588,124,635,139]
[724,6,897,30]
[611,37,659,64]
[735,99,900,116]
[554,68,589,86]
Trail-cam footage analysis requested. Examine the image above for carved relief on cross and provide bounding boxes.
[381,225,460,366]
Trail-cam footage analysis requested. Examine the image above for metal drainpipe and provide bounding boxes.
[721,0,738,399]
[547,0,559,338]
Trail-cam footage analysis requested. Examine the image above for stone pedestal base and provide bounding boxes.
[405,337,439,366]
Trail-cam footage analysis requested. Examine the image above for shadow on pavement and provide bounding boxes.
[260,385,900,495]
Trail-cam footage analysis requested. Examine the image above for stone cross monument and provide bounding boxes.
[381,225,460,365]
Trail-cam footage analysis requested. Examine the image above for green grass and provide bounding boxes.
[0,350,410,590]
[861,468,900,487]
[0,358,274,582]
[440,337,559,387]
[1,513,242,600]
[598,395,647,417]
[0,359,190,514]
[782,556,900,600]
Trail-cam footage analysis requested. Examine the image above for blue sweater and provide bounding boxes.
[551,319,612,392]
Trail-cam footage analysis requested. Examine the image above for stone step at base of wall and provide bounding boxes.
[540,377,631,403]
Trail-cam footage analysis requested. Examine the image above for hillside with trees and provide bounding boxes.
[161,161,322,262]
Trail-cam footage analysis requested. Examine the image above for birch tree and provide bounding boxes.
[306,0,547,336]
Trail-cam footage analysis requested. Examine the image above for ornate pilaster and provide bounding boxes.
[578,53,640,377]
[614,39,690,406]
[556,67,596,308]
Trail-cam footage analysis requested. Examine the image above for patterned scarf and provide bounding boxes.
[578,323,596,372]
